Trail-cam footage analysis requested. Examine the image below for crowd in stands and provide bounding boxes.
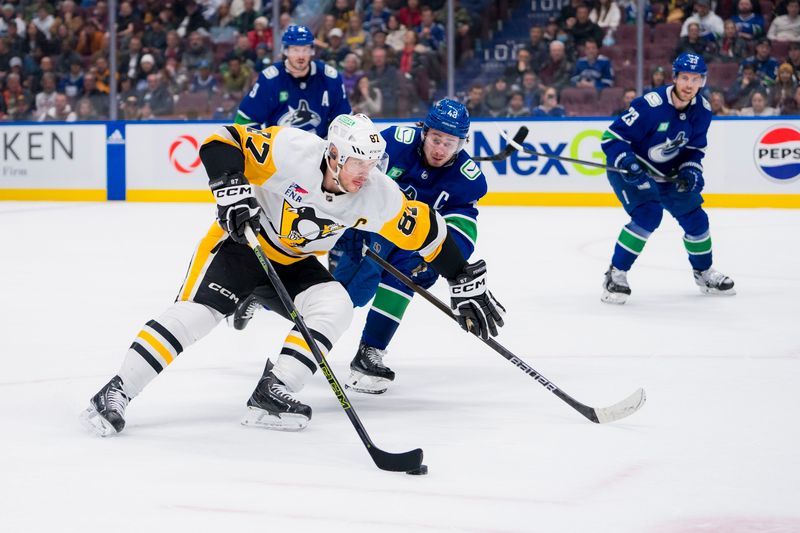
[3,0,800,122]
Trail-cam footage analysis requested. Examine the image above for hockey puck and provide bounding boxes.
[406,464,428,476]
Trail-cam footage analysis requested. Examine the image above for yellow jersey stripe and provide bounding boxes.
[180,222,227,302]
[138,330,174,364]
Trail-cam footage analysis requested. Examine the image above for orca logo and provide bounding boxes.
[169,135,202,174]
[277,99,322,130]
[754,125,800,183]
[647,131,688,163]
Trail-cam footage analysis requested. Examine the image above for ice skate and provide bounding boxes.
[601,265,631,304]
[232,292,270,331]
[693,268,736,296]
[80,375,130,437]
[345,342,395,394]
[241,361,311,431]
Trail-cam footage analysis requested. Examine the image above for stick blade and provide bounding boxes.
[368,446,424,472]
[593,388,646,424]
[511,125,529,145]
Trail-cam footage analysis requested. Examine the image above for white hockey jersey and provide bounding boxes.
[202,124,449,265]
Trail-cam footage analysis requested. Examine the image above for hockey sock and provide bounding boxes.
[683,232,713,271]
[118,301,222,398]
[271,327,333,392]
[361,283,412,350]
[611,222,651,271]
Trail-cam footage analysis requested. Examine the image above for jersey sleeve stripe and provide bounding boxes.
[178,222,228,303]
[203,126,241,150]
[418,210,448,261]
[443,215,477,245]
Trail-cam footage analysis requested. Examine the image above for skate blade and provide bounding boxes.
[698,286,737,296]
[601,290,628,304]
[79,405,118,438]
[344,370,390,394]
[241,407,308,431]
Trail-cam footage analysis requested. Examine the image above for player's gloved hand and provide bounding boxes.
[618,153,648,187]
[448,259,506,340]
[210,171,261,245]
[676,165,704,193]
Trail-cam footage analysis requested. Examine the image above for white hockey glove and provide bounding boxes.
[210,171,261,245]
[448,259,506,340]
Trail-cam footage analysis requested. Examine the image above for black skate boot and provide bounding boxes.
[232,292,270,331]
[241,360,311,431]
[80,375,130,437]
[601,264,632,304]
[693,268,736,295]
[345,342,395,394]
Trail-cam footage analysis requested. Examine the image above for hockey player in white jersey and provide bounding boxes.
[81,114,505,436]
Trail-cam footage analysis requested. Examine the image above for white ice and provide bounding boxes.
[1,202,798,533]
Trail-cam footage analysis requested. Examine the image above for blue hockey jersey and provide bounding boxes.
[601,85,711,180]
[236,60,351,137]
[382,125,487,257]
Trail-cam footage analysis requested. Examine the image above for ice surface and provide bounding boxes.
[1,202,798,532]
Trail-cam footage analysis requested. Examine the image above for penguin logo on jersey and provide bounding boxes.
[648,131,688,163]
[277,100,322,130]
[279,200,345,249]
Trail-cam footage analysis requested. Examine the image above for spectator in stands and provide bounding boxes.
[532,86,566,116]
[540,40,574,90]
[780,84,800,113]
[254,42,272,70]
[485,77,511,116]
[571,39,614,90]
[558,0,584,27]
[731,0,765,40]
[364,0,392,33]
[504,90,530,117]
[768,0,800,41]
[234,0,258,36]
[247,16,273,52]
[726,62,766,107]
[321,27,351,67]
[5,18,25,58]
[190,60,218,94]
[717,19,749,63]
[787,42,800,71]
[210,2,237,44]
[345,12,367,52]
[316,14,337,50]
[0,4,25,36]
[526,26,550,72]
[770,62,798,109]
[740,89,778,114]
[591,0,622,46]
[116,1,139,42]
[680,0,724,41]
[416,6,445,51]
[741,38,780,85]
[3,71,32,120]
[570,4,604,48]
[397,0,422,29]
[134,54,158,91]
[81,72,108,118]
[41,92,75,122]
[709,89,739,115]
[184,31,214,71]
[164,30,185,64]
[226,35,256,67]
[121,94,141,120]
[329,0,355,31]
[138,73,173,117]
[340,52,363,97]
[367,46,402,116]
[518,70,542,109]
[59,59,84,101]
[94,56,112,94]
[76,19,104,57]
[645,66,668,91]
[75,96,98,120]
[117,74,138,105]
[612,87,637,115]
[32,5,55,40]
[119,36,144,80]
[504,49,533,87]
[465,82,490,117]
[676,22,715,62]
[222,56,253,100]
[350,74,382,115]
[176,0,209,38]
[34,72,57,120]
[385,14,407,52]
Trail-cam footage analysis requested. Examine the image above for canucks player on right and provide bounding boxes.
[600,53,735,304]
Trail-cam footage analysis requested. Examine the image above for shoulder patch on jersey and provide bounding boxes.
[460,159,481,180]
[644,92,663,107]
[701,96,711,111]
[394,127,415,144]
[324,64,338,79]
[262,65,279,79]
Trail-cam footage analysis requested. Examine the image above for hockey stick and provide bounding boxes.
[472,126,529,161]
[498,129,628,173]
[364,247,646,424]
[243,226,424,472]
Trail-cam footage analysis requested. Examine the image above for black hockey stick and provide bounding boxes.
[365,247,646,424]
[472,126,529,161]
[498,129,628,173]
[243,226,424,472]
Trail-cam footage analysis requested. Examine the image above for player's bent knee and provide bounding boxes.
[294,281,353,346]
[676,207,709,236]
[158,301,224,347]
[630,201,663,233]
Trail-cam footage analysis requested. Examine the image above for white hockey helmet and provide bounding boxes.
[326,113,389,175]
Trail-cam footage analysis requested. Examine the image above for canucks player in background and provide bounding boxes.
[600,53,735,304]
[328,99,492,394]
[235,24,351,135]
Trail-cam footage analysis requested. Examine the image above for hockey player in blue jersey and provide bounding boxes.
[330,99,496,394]
[235,24,351,136]
[600,52,735,304]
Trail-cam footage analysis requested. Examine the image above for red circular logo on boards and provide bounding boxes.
[169,135,201,174]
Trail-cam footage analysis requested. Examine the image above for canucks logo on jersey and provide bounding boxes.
[278,100,322,131]
[648,131,689,163]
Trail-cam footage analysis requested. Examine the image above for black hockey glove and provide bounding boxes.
[448,259,506,340]
[210,171,261,244]
[676,165,704,193]
[618,153,648,187]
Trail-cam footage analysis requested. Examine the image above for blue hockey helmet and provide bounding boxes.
[424,99,470,139]
[672,53,708,78]
[282,24,314,48]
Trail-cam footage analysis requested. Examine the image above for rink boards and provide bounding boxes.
[1,118,799,207]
